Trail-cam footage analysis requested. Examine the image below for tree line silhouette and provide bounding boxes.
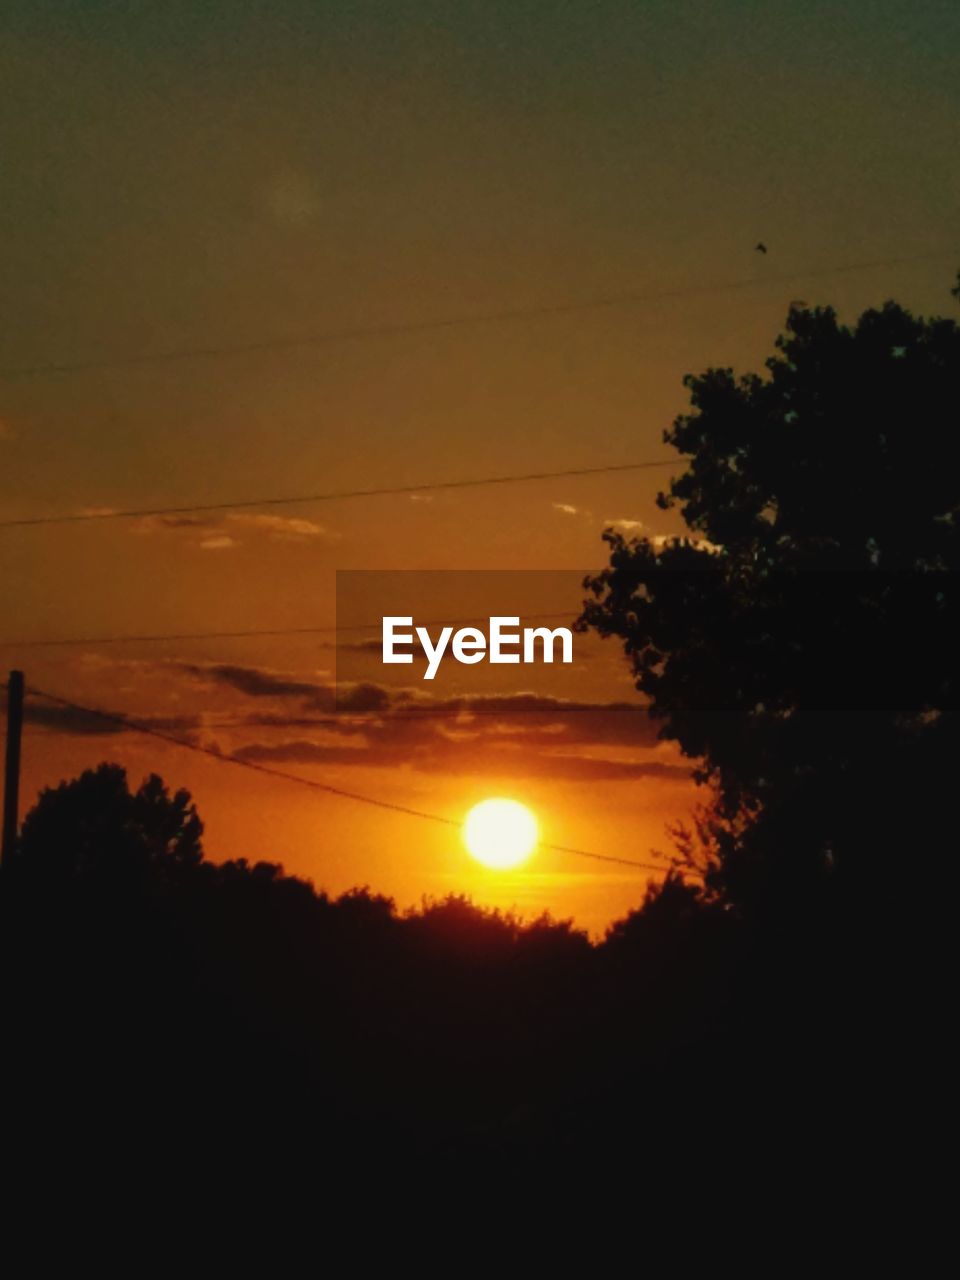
[4,762,743,1169]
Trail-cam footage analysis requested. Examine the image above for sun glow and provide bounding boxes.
[462,798,539,870]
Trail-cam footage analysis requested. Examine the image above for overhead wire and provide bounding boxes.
[0,459,676,530]
[0,247,953,380]
[0,610,579,649]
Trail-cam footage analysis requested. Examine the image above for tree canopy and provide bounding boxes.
[581,287,959,909]
[16,762,203,884]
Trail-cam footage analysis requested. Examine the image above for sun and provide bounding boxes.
[462,798,539,870]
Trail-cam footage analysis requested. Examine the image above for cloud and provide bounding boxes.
[220,686,678,784]
[375,693,662,748]
[542,757,690,782]
[175,661,326,702]
[337,682,394,714]
[227,513,333,541]
[234,739,380,766]
[29,651,683,784]
[340,633,429,657]
[24,700,125,736]
[174,663,404,719]
[136,511,337,548]
[553,503,580,516]
[191,678,662,747]
[231,730,690,782]
[605,518,645,533]
[24,700,204,739]
[46,653,662,751]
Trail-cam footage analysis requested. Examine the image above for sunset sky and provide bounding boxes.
[1,1,957,932]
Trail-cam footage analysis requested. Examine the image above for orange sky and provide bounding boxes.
[1,1,958,933]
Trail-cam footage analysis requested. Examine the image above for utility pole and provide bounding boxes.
[2,670,24,866]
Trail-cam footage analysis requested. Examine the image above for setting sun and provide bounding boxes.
[462,798,539,870]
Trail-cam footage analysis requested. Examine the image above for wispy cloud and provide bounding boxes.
[228,513,332,541]
[24,698,205,739]
[232,730,689,782]
[136,510,338,548]
[174,661,327,702]
[216,683,681,781]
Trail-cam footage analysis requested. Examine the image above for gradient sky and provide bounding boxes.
[1,1,958,932]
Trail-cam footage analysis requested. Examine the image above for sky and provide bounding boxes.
[1,1,958,932]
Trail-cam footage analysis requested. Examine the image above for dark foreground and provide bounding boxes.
[1,766,934,1189]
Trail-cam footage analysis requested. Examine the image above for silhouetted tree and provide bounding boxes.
[581,283,960,912]
[15,762,203,884]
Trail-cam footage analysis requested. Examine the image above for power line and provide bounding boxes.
[0,624,353,649]
[0,611,576,649]
[0,248,953,380]
[0,459,675,530]
[24,683,672,875]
